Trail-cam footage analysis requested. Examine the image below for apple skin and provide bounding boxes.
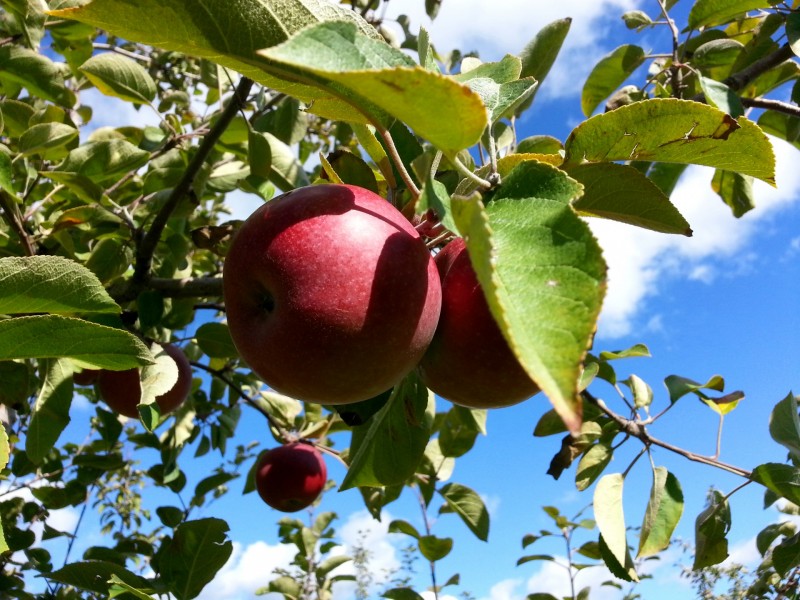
[418,238,539,409]
[223,184,442,405]
[255,442,327,512]
[97,344,193,418]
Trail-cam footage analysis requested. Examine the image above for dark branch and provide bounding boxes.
[741,96,800,119]
[109,276,224,304]
[723,43,796,93]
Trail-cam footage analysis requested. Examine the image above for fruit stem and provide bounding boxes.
[451,156,493,190]
[375,124,421,201]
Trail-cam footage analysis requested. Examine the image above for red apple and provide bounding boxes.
[255,442,327,512]
[223,184,441,405]
[73,369,99,386]
[418,238,540,409]
[97,343,193,418]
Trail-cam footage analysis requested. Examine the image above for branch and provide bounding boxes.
[722,43,796,93]
[109,275,223,303]
[0,191,35,256]
[583,391,752,479]
[740,96,800,119]
[125,77,254,299]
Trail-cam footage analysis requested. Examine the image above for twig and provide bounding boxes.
[451,156,493,190]
[722,43,796,93]
[92,42,151,64]
[740,96,800,119]
[189,360,291,441]
[0,191,35,256]
[126,77,254,299]
[656,0,684,98]
[375,124,421,200]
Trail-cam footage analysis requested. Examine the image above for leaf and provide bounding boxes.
[756,522,796,556]
[341,372,432,490]
[769,393,800,462]
[688,0,774,29]
[594,474,637,580]
[438,405,483,458]
[563,99,775,185]
[247,129,272,179]
[568,163,691,235]
[625,374,653,409]
[18,122,78,157]
[517,136,563,155]
[439,483,490,541]
[383,588,425,600]
[575,444,612,491]
[773,532,800,576]
[693,490,730,569]
[156,518,233,600]
[256,21,486,155]
[0,256,120,315]
[663,374,725,404]
[107,575,157,600]
[46,560,151,595]
[757,110,800,150]
[194,322,237,359]
[260,131,309,191]
[418,176,457,234]
[49,0,382,121]
[80,52,157,104]
[0,45,75,106]
[581,45,645,116]
[418,535,453,562]
[638,468,684,557]
[0,423,9,552]
[789,13,800,57]
[452,162,606,434]
[0,315,152,370]
[752,463,800,506]
[59,140,150,183]
[26,359,73,464]
[515,18,571,114]
[693,39,744,68]
[698,77,744,118]
[454,55,537,123]
[711,169,755,217]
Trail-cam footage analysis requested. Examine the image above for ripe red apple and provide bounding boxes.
[418,237,540,409]
[97,343,193,418]
[255,442,327,512]
[223,184,442,405]
[73,369,99,386]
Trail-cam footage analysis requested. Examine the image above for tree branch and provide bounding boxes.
[0,191,35,256]
[109,275,224,303]
[741,96,800,119]
[124,77,254,300]
[722,43,796,93]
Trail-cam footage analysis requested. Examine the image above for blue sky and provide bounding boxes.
[11,1,800,599]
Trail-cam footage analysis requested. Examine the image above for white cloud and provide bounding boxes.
[196,540,296,600]
[478,577,525,600]
[592,136,800,338]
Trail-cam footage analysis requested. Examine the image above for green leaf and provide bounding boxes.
[256,21,486,155]
[0,315,152,370]
[341,372,432,490]
[454,55,537,123]
[664,374,725,404]
[194,322,237,359]
[756,522,796,556]
[46,560,151,595]
[59,140,150,183]
[693,490,730,569]
[515,18,571,114]
[107,575,157,600]
[569,163,691,235]
[0,256,120,315]
[80,52,157,104]
[438,405,483,458]
[769,394,800,462]
[752,463,800,506]
[581,45,645,117]
[693,39,744,69]
[247,129,272,179]
[383,588,425,600]
[575,444,612,491]
[418,535,453,562]
[625,374,653,409]
[156,518,233,600]
[418,176,457,234]
[18,122,78,157]
[516,136,563,155]
[757,110,800,150]
[638,468,684,557]
[773,532,800,577]
[711,169,755,217]
[789,13,800,58]
[388,519,421,540]
[49,0,381,121]
[563,99,775,185]
[698,77,744,118]
[261,131,309,191]
[26,358,73,464]
[452,162,606,434]
[439,483,490,542]
[0,45,76,106]
[688,0,774,29]
[594,474,638,581]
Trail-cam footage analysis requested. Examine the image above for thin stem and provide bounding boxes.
[189,361,291,441]
[451,156,493,190]
[622,447,648,479]
[92,42,151,64]
[564,528,577,600]
[723,479,753,502]
[415,487,439,600]
[375,124,421,200]
[0,191,35,256]
[656,0,684,98]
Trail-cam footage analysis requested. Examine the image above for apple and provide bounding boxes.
[255,442,327,512]
[418,237,540,409]
[223,184,442,405]
[97,343,193,418]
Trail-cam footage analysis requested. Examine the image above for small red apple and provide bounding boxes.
[255,442,327,512]
[223,184,442,405]
[418,238,540,409]
[73,369,99,386]
[97,343,193,418]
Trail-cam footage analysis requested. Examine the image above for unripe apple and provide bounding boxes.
[255,442,327,512]
[418,238,540,409]
[97,343,192,418]
[223,184,442,405]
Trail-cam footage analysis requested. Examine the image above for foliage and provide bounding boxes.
[0,0,798,598]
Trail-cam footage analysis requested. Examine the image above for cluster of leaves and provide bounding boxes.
[0,0,797,598]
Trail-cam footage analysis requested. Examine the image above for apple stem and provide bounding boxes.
[376,124,421,201]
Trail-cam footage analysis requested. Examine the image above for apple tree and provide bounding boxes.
[0,0,799,598]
